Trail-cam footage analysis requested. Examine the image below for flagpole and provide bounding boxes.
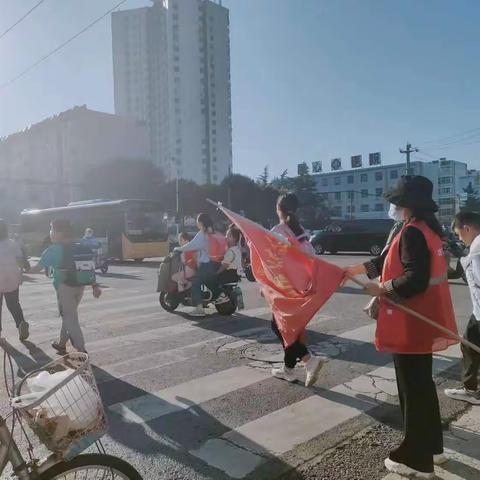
[207,198,480,355]
[348,276,480,356]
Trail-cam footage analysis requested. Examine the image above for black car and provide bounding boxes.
[310,219,394,256]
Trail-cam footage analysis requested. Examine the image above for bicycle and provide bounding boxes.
[1,349,143,479]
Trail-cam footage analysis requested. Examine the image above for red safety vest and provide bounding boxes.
[208,233,227,263]
[376,221,458,354]
[184,251,197,271]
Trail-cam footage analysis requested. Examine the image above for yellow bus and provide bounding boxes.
[20,199,169,261]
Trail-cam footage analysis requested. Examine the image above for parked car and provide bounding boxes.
[310,219,394,255]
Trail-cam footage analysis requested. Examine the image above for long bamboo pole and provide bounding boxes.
[348,276,480,355]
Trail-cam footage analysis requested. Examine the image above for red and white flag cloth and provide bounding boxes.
[215,204,344,347]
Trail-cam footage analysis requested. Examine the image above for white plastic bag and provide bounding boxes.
[12,369,99,430]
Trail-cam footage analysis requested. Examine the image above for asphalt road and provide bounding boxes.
[0,255,477,480]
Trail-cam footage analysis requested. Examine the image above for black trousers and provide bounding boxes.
[271,316,308,369]
[391,353,443,473]
[461,314,480,391]
[0,288,25,330]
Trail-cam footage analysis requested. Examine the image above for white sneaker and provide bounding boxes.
[384,458,434,479]
[305,356,324,387]
[272,366,296,382]
[434,453,448,465]
[189,306,206,317]
[214,293,230,305]
[444,386,480,405]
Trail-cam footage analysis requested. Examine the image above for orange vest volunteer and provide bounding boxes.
[376,221,458,354]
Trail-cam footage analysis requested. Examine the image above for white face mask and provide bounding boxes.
[388,204,404,222]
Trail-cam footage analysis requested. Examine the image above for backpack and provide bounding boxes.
[61,243,96,287]
[208,233,227,263]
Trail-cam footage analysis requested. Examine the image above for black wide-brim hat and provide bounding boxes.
[384,175,438,212]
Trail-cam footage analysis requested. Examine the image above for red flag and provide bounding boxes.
[216,204,344,347]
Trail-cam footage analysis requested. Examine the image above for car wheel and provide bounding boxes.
[314,243,324,255]
[329,249,338,255]
[370,244,382,256]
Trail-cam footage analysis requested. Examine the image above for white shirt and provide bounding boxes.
[177,230,210,265]
[271,223,316,256]
[461,234,480,321]
[222,245,243,273]
[0,239,22,293]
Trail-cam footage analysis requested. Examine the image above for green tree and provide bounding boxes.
[461,182,480,212]
[257,165,270,188]
[292,163,324,227]
[82,158,164,200]
[271,169,291,193]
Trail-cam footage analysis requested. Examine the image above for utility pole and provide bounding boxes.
[399,142,418,175]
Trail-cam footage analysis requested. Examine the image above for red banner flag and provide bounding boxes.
[215,204,344,347]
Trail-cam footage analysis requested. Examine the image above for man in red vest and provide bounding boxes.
[345,176,458,479]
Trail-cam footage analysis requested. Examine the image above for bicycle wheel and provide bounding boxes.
[39,453,143,479]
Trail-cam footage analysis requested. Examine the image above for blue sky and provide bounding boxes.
[1,0,479,179]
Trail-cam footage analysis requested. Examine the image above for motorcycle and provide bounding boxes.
[444,236,468,284]
[157,253,242,316]
[92,247,109,274]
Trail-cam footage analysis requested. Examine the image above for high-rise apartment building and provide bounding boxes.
[112,0,232,185]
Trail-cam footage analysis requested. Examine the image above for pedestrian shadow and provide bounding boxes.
[97,272,143,281]
[93,364,297,480]
[0,339,54,378]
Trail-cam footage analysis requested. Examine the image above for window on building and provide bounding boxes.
[439,176,453,185]
[332,206,342,217]
[321,178,328,187]
[439,198,454,206]
[375,204,384,211]
[375,171,383,181]
[347,175,354,184]
[174,66,180,73]
[347,205,355,213]
[347,191,354,200]
[334,177,341,186]
[213,175,218,182]
[439,187,452,195]
[361,189,368,198]
[390,170,398,179]
[361,173,368,183]
[335,192,341,201]
[376,188,383,197]
[361,205,369,212]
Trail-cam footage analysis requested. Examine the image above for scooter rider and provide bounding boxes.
[82,228,101,250]
[174,213,227,317]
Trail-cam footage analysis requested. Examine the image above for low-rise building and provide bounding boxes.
[313,158,467,225]
[0,105,149,219]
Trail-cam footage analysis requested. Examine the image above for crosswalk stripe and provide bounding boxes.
[188,342,463,478]
[109,366,270,423]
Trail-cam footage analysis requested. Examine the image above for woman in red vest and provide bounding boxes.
[345,176,458,479]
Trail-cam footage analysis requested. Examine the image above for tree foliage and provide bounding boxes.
[82,158,164,200]
[461,182,480,212]
[257,165,270,188]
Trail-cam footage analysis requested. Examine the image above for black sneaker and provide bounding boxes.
[51,341,67,356]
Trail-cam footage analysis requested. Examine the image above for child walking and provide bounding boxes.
[445,211,480,404]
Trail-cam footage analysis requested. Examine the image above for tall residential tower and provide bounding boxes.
[112,0,232,184]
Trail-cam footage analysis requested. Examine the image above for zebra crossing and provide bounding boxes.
[1,269,479,479]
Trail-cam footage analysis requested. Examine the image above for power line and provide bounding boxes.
[417,127,480,149]
[0,0,129,91]
[0,0,48,41]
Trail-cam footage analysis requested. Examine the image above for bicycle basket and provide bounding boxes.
[11,352,108,460]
